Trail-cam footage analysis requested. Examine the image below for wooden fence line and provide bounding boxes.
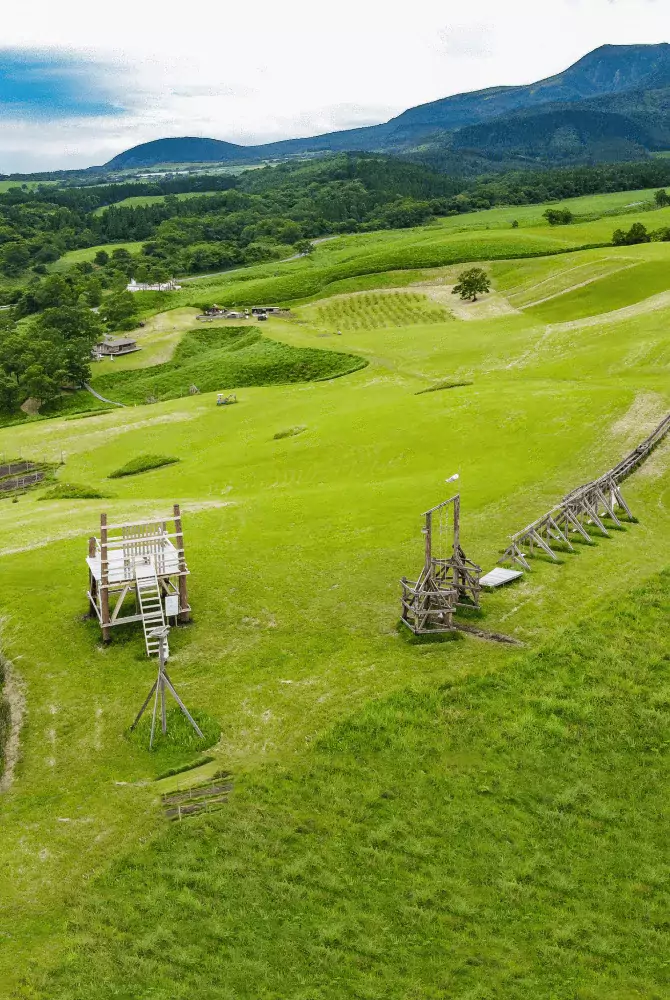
[501,412,670,570]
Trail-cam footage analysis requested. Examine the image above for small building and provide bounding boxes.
[127,278,182,293]
[93,337,140,358]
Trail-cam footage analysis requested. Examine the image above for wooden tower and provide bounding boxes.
[401,490,482,635]
[86,504,190,654]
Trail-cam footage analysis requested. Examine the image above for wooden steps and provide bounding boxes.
[135,562,168,658]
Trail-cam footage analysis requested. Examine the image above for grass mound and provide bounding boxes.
[308,291,451,331]
[108,455,179,479]
[90,327,366,405]
[127,707,220,770]
[38,483,107,500]
[273,425,307,440]
[41,572,670,999]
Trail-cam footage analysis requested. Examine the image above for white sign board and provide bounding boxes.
[165,595,179,617]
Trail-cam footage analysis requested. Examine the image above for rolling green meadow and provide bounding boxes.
[0,189,669,998]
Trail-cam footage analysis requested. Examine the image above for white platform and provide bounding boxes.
[86,539,180,585]
[480,568,523,588]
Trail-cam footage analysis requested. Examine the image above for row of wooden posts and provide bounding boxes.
[501,412,670,570]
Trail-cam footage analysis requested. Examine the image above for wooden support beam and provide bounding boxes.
[529,526,559,561]
[173,503,190,623]
[580,498,609,536]
[594,486,622,527]
[424,510,432,573]
[611,482,633,520]
[546,515,573,551]
[87,537,97,616]
[559,507,593,543]
[100,512,111,642]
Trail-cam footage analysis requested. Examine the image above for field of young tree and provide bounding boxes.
[0,182,668,999]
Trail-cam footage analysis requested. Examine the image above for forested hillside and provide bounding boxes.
[6,154,670,287]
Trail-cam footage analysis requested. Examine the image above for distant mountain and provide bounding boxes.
[104,43,670,170]
[105,136,250,169]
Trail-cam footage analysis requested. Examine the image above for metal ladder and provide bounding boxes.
[135,561,169,658]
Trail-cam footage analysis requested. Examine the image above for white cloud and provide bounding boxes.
[0,0,669,170]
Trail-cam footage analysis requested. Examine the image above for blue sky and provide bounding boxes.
[0,0,669,172]
[0,50,127,120]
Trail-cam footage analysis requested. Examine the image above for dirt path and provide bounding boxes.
[0,656,25,793]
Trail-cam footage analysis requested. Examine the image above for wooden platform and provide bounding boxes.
[480,568,523,588]
[86,537,180,585]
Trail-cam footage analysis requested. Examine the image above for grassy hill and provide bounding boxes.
[0,190,668,998]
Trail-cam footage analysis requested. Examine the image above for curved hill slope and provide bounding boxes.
[105,136,249,169]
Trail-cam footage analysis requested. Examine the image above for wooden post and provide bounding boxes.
[160,635,167,735]
[100,513,111,642]
[87,536,97,616]
[173,503,190,623]
[452,494,461,553]
[424,510,432,572]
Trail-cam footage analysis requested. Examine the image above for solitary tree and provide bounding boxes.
[654,189,670,208]
[452,267,491,302]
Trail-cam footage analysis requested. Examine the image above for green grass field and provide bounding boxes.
[48,241,146,272]
[92,191,205,215]
[89,325,366,404]
[0,190,668,999]
[151,197,670,312]
[0,180,57,193]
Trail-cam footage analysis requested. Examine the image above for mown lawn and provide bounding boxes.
[90,326,366,403]
[32,572,670,999]
[0,210,668,998]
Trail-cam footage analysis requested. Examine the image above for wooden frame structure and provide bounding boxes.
[501,412,670,570]
[87,504,190,649]
[401,493,482,635]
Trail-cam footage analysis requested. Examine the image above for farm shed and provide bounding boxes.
[93,337,140,358]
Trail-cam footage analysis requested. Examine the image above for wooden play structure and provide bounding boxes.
[401,484,482,635]
[501,412,670,570]
[86,505,190,656]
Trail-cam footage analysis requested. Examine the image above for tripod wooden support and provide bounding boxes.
[130,627,203,749]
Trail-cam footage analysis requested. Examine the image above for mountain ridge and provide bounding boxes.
[104,43,670,170]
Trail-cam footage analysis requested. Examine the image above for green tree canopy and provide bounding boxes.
[452,267,491,302]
